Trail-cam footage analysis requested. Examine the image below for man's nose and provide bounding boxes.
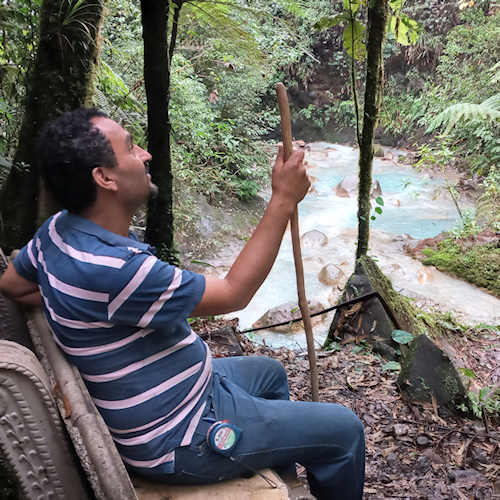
[136,145,152,162]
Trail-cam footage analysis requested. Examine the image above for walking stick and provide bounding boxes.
[275,83,319,402]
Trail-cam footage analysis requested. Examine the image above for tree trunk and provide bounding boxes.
[142,0,180,264]
[0,0,105,252]
[355,0,388,259]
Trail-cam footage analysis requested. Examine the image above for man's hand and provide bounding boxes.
[271,146,309,211]
[191,147,309,317]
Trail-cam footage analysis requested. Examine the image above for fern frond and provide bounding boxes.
[490,61,500,84]
[426,93,500,134]
[476,194,500,228]
[181,2,264,67]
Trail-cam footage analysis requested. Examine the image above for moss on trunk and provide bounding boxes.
[325,255,459,348]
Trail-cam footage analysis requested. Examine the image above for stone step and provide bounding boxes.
[133,469,289,499]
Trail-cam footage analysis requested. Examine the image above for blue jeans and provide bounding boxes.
[165,356,365,500]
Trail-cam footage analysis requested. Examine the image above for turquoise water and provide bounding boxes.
[299,145,465,240]
[221,143,499,347]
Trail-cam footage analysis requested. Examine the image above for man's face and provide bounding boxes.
[91,117,158,209]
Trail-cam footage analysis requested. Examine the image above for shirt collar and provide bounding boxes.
[60,210,153,253]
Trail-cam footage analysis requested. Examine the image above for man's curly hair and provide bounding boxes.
[37,108,117,213]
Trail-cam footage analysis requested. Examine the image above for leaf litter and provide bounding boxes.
[193,317,500,499]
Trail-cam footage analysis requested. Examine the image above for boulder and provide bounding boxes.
[398,335,467,413]
[335,175,358,197]
[373,144,385,157]
[334,176,383,199]
[326,256,435,345]
[318,264,345,286]
[203,326,244,356]
[300,230,328,248]
[324,256,468,413]
[253,300,325,333]
[335,185,350,198]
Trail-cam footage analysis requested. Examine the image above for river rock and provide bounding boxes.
[335,185,350,198]
[318,264,345,286]
[372,179,382,198]
[398,334,467,413]
[324,255,468,413]
[300,230,328,248]
[373,144,385,157]
[327,289,342,305]
[252,300,325,333]
[334,176,383,198]
[308,150,328,160]
[336,175,358,196]
[417,267,434,284]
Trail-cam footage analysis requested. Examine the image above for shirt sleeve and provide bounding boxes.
[107,253,206,328]
[12,239,39,283]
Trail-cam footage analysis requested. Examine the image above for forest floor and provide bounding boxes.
[195,318,500,500]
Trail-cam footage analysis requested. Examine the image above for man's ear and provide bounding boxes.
[92,166,118,192]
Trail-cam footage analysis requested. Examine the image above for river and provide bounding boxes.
[207,143,500,349]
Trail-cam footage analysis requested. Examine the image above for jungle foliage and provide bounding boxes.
[0,0,498,248]
[381,8,499,175]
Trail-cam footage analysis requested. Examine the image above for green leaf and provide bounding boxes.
[389,14,421,46]
[326,342,341,352]
[370,215,376,220]
[391,329,414,344]
[459,368,477,379]
[389,0,404,11]
[343,0,361,15]
[375,196,384,206]
[314,14,348,31]
[479,386,491,401]
[382,361,401,371]
[375,206,383,215]
[343,20,366,60]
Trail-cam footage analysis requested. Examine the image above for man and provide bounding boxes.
[0,108,364,499]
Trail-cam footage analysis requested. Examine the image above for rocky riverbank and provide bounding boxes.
[405,230,500,299]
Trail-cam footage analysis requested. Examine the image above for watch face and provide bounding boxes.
[214,426,236,451]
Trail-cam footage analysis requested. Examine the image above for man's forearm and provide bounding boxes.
[4,289,42,307]
[18,290,42,306]
[190,148,308,317]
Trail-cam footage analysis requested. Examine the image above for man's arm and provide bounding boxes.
[0,261,42,306]
[191,147,309,317]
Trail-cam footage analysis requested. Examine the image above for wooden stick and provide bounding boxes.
[275,82,319,402]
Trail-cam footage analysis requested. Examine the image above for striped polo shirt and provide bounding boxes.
[14,210,210,475]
